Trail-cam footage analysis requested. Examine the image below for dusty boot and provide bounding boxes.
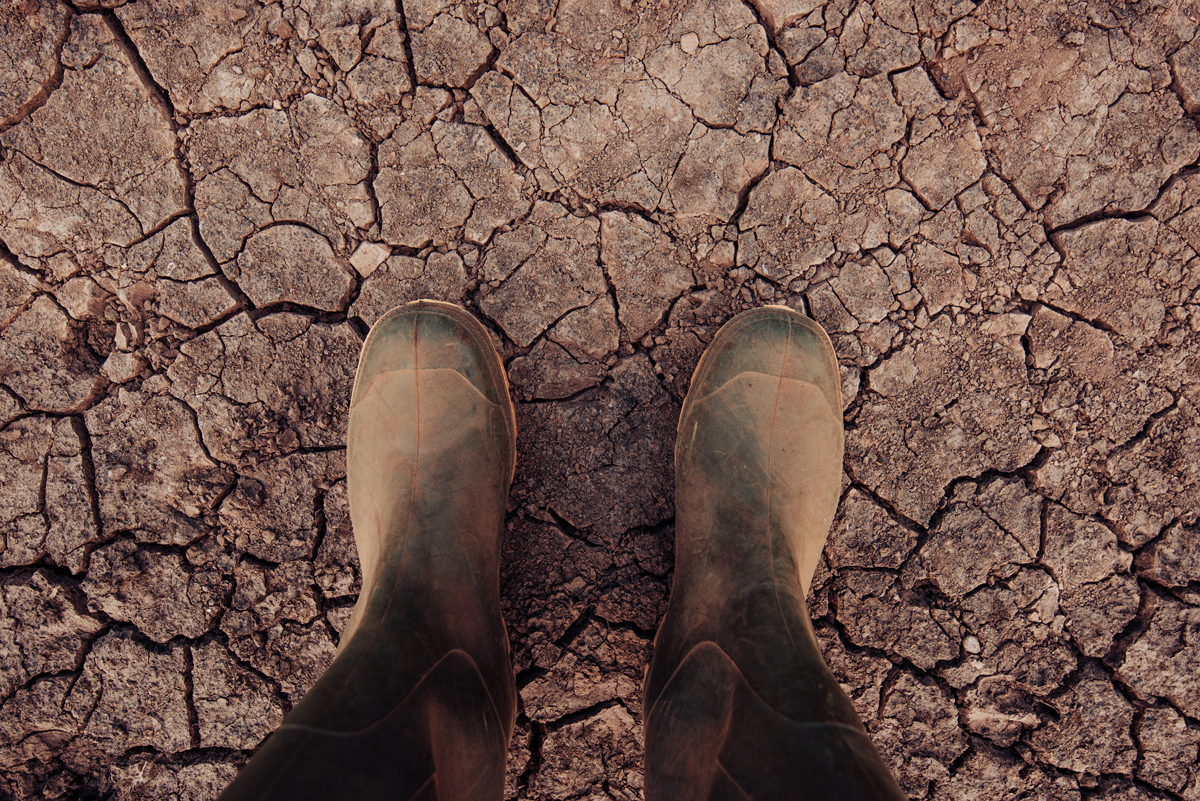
[643,306,904,801]
[221,300,517,801]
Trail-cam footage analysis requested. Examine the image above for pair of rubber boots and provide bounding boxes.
[220,301,904,801]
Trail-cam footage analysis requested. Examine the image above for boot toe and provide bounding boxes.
[684,305,841,415]
[352,299,513,414]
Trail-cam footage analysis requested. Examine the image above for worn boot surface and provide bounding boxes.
[220,300,517,801]
[643,306,905,801]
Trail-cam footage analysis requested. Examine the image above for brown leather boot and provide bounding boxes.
[221,300,517,801]
[643,306,904,801]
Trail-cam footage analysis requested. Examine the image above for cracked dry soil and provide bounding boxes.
[1,0,1199,798]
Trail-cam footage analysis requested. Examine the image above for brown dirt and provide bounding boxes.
[1,0,1199,798]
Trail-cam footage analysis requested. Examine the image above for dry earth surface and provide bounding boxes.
[1,0,1199,798]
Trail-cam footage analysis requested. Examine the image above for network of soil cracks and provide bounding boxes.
[2,0,1199,798]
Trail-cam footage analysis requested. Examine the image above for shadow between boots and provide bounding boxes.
[219,301,906,801]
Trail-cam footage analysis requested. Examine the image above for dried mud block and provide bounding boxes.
[114,0,387,116]
[1170,39,1200,113]
[594,565,667,631]
[1049,217,1194,349]
[0,296,104,414]
[940,17,1198,226]
[776,23,828,71]
[124,218,238,329]
[191,640,284,750]
[410,13,494,87]
[479,203,606,347]
[931,743,1082,801]
[503,718,533,800]
[1117,594,1200,719]
[791,34,844,85]
[508,339,607,401]
[0,415,98,572]
[908,242,965,316]
[1150,171,1200,276]
[218,450,344,563]
[737,167,835,284]
[775,72,904,196]
[946,567,1075,699]
[520,620,650,722]
[747,0,821,36]
[834,570,959,669]
[347,242,390,278]
[1041,92,1199,228]
[62,629,191,764]
[192,168,273,264]
[381,119,530,249]
[600,211,694,341]
[490,24,696,209]
[346,21,412,112]
[168,312,359,462]
[1025,305,1173,491]
[1136,521,1200,587]
[0,0,69,127]
[1028,663,1136,776]
[86,390,232,543]
[1,15,186,234]
[325,605,354,638]
[513,355,677,542]
[188,95,374,253]
[807,281,858,335]
[665,125,769,220]
[352,253,472,328]
[228,618,336,701]
[871,671,967,798]
[1059,573,1139,659]
[1135,704,1200,794]
[644,5,784,133]
[434,122,533,246]
[1041,505,1137,657]
[842,1,920,78]
[847,312,1040,524]
[549,295,619,362]
[235,225,353,311]
[826,488,918,570]
[374,134,471,248]
[83,539,225,643]
[116,1,290,115]
[1103,394,1200,547]
[903,491,1031,600]
[973,475,1042,555]
[103,759,241,801]
[828,260,893,326]
[1088,777,1179,801]
[0,673,79,772]
[901,112,986,210]
[0,257,33,329]
[531,704,642,799]
[958,675,1041,748]
[0,570,102,701]
[221,559,319,638]
[470,70,546,169]
[479,216,545,284]
[500,519,613,672]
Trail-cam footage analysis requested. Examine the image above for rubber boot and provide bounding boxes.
[642,306,905,801]
[220,300,518,801]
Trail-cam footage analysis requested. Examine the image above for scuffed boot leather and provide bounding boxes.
[221,301,517,801]
[643,306,905,801]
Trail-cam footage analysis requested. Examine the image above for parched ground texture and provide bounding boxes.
[1,0,1200,798]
